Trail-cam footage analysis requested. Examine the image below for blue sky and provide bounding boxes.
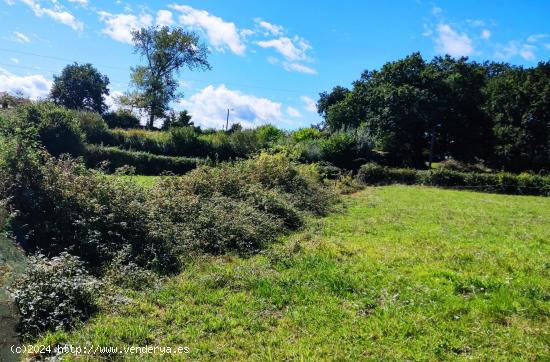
[1,0,550,129]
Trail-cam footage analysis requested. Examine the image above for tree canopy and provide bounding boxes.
[126,26,210,129]
[50,63,110,114]
[318,53,550,171]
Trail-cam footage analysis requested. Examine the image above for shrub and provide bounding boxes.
[11,253,98,338]
[437,159,491,173]
[229,129,261,158]
[84,145,201,175]
[256,125,285,147]
[246,153,334,215]
[73,110,111,144]
[291,127,322,143]
[2,156,179,272]
[11,103,85,157]
[103,247,158,290]
[356,163,550,196]
[356,163,390,185]
[109,128,171,155]
[103,110,141,129]
[169,126,207,156]
[147,183,282,255]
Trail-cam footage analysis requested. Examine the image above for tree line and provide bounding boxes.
[48,25,209,130]
[317,53,550,172]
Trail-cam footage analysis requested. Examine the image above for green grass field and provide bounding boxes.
[35,186,550,360]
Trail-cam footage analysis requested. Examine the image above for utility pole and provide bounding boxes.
[225,108,230,131]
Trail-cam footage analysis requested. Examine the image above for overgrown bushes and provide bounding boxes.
[88,125,280,160]
[11,253,98,338]
[84,145,202,175]
[0,123,335,336]
[357,163,550,196]
[0,103,85,157]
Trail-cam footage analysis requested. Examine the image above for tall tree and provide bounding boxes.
[317,86,350,119]
[484,62,550,171]
[127,26,210,129]
[50,63,110,114]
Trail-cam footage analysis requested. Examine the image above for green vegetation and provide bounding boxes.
[1,28,549,360]
[319,53,550,171]
[357,163,550,196]
[33,186,550,360]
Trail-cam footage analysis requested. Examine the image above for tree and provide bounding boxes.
[1,91,30,109]
[50,63,110,114]
[317,86,350,118]
[103,110,141,129]
[127,26,210,129]
[484,62,550,171]
[162,110,193,130]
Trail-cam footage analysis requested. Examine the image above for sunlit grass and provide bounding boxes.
[36,186,550,360]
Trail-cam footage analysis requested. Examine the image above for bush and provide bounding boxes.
[147,182,282,255]
[246,153,334,215]
[356,163,550,196]
[256,125,285,147]
[84,145,201,175]
[103,247,158,291]
[356,163,390,185]
[2,155,179,272]
[169,126,207,156]
[8,103,85,157]
[11,253,98,338]
[437,159,490,173]
[108,128,171,155]
[103,110,141,129]
[73,110,111,144]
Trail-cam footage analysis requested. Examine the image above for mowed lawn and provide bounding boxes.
[38,186,550,361]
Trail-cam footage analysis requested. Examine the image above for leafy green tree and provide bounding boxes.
[317,86,350,118]
[103,110,141,129]
[126,26,210,129]
[484,62,550,171]
[162,110,193,130]
[50,63,110,114]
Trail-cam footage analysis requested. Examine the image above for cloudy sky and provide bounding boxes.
[1,0,550,129]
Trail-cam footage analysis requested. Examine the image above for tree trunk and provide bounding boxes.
[148,106,155,129]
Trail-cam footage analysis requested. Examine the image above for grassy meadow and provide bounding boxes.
[33,186,550,361]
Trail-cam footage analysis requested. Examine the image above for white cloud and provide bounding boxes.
[282,62,317,74]
[10,58,19,63]
[170,4,246,55]
[254,18,284,36]
[481,29,491,40]
[67,0,87,6]
[257,36,311,61]
[98,11,153,44]
[19,0,83,31]
[156,10,174,27]
[495,41,537,61]
[527,34,548,43]
[435,23,473,56]
[179,84,285,128]
[257,35,316,74]
[0,68,51,99]
[432,6,443,15]
[105,90,124,111]
[267,56,278,64]
[300,96,317,113]
[519,44,536,61]
[12,31,30,43]
[545,43,550,49]
[286,106,301,118]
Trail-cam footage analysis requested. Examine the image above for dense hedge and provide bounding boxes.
[357,163,550,196]
[85,125,284,161]
[84,145,202,175]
